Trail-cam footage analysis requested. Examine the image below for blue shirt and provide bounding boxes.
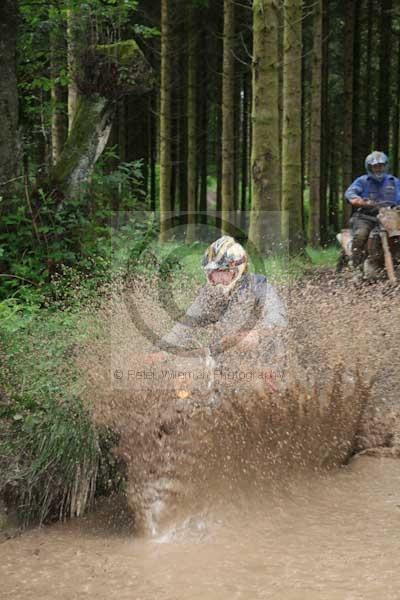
[345,174,400,205]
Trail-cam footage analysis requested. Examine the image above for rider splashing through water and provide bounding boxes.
[146,236,287,390]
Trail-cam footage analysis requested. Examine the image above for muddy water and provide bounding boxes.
[2,456,400,600]
[3,274,399,598]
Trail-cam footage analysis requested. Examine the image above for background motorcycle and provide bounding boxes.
[336,202,400,282]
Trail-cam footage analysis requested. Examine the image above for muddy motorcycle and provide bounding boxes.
[336,203,400,283]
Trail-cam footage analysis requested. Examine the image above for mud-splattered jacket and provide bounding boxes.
[159,273,287,361]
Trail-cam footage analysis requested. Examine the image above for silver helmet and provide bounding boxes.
[365,151,389,182]
[202,236,247,291]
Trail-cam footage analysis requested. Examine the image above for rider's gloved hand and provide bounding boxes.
[214,330,259,354]
[350,196,379,209]
[350,196,369,208]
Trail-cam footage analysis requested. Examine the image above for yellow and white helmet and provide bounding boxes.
[202,236,247,291]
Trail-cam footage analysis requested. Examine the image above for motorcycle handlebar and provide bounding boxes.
[366,200,399,209]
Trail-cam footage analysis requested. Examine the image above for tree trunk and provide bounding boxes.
[177,56,188,214]
[233,70,241,218]
[249,0,281,254]
[300,2,308,238]
[241,70,249,214]
[377,0,392,151]
[0,0,19,197]
[50,12,68,166]
[342,1,355,225]
[247,76,252,227]
[149,93,157,212]
[159,0,173,242]
[216,96,222,217]
[170,55,178,214]
[186,4,197,243]
[351,0,363,178]
[48,41,152,201]
[281,0,304,255]
[308,0,323,247]
[328,120,339,234]
[199,27,208,217]
[277,3,284,194]
[170,142,176,213]
[319,0,329,245]
[392,36,400,177]
[66,6,83,131]
[221,0,235,235]
[364,0,373,151]
[50,95,114,199]
[169,18,187,216]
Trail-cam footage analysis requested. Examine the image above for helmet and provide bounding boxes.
[202,236,247,291]
[365,151,389,182]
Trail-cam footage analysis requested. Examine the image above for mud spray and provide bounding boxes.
[82,271,400,535]
[2,271,400,600]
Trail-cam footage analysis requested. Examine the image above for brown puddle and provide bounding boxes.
[2,456,400,600]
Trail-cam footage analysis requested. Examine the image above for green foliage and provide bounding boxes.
[66,0,138,26]
[0,305,102,524]
[17,0,157,173]
[133,24,160,38]
[0,155,148,304]
[0,396,99,525]
[18,2,53,151]
[306,246,340,267]
[91,147,145,205]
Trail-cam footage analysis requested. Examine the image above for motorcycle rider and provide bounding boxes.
[146,236,287,375]
[345,151,400,278]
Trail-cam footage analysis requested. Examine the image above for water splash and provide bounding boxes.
[81,271,400,536]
